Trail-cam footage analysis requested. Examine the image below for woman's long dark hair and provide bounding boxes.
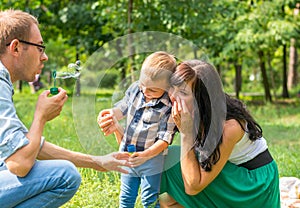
[171,61,263,171]
[200,94,263,171]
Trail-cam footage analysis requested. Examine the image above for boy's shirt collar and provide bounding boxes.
[138,89,171,108]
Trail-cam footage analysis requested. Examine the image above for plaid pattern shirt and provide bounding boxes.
[114,81,176,154]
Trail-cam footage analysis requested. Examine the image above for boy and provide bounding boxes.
[98,51,177,208]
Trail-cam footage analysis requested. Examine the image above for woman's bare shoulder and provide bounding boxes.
[223,119,245,143]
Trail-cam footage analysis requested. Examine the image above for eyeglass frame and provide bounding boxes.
[6,39,46,54]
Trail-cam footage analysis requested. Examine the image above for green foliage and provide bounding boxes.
[1,0,300,98]
[99,70,119,89]
[57,2,113,55]
[44,36,77,74]
[83,68,120,89]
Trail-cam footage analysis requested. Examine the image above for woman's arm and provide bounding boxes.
[180,119,244,195]
[173,98,244,195]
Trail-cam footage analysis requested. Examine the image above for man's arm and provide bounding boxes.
[37,141,130,173]
[5,89,67,177]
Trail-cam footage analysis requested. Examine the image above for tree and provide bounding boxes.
[288,3,299,89]
[211,0,250,98]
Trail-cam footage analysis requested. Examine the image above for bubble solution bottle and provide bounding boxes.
[127,144,136,155]
[50,70,58,95]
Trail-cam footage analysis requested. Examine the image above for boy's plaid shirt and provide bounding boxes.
[114,81,176,153]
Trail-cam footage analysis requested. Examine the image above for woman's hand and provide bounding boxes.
[171,98,182,129]
[172,97,194,136]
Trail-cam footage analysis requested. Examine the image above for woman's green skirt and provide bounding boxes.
[160,146,280,208]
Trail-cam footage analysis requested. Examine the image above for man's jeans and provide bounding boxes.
[119,153,164,208]
[0,160,81,208]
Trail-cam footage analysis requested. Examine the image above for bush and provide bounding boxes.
[99,70,119,89]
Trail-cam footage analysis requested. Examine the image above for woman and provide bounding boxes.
[159,60,280,207]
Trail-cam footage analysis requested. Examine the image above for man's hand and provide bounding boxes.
[91,152,130,174]
[34,88,68,123]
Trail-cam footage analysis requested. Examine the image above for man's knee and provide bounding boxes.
[59,160,81,190]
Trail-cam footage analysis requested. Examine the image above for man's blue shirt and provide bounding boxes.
[0,61,29,165]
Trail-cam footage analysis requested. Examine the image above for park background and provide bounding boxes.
[1,0,300,207]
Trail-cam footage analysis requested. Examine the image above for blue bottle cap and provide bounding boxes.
[127,144,136,153]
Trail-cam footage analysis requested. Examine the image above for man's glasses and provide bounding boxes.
[6,39,46,54]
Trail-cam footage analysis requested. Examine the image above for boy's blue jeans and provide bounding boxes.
[120,153,164,208]
[0,159,81,208]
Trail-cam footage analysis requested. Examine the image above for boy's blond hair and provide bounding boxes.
[141,51,176,81]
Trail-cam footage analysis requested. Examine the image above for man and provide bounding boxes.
[0,9,129,207]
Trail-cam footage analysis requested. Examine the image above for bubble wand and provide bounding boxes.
[50,70,59,95]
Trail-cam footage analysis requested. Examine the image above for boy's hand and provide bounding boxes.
[97,109,115,136]
[98,109,124,138]
[128,152,151,167]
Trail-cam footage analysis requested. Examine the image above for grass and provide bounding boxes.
[12,87,300,207]
[243,101,300,177]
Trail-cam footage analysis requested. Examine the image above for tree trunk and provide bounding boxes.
[288,3,300,89]
[75,29,81,96]
[288,39,298,89]
[17,81,23,93]
[234,63,242,99]
[193,47,198,59]
[128,0,136,82]
[46,70,52,86]
[75,62,81,97]
[216,64,221,77]
[282,44,289,98]
[258,51,272,102]
[76,76,81,96]
[116,39,126,81]
[267,52,277,100]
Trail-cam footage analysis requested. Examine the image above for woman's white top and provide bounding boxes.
[228,130,268,165]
